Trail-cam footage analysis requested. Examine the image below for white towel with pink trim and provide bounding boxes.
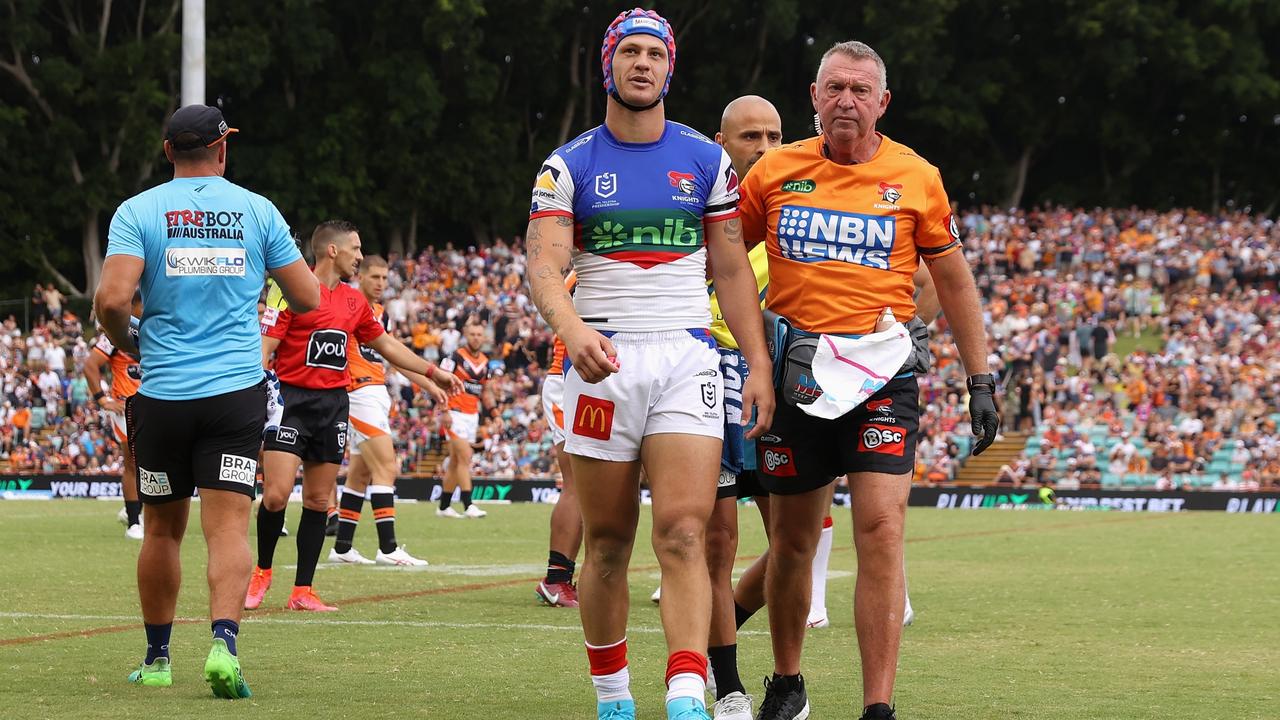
[801,323,912,420]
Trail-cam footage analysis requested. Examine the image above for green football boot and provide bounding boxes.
[203,638,252,699]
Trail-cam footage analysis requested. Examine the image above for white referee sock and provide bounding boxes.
[810,517,834,617]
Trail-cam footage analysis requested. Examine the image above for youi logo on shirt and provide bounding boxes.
[305,329,349,371]
[776,205,895,270]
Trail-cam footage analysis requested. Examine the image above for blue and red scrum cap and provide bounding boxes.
[601,8,676,98]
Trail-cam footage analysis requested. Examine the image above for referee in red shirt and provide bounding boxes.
[246,220,460,611]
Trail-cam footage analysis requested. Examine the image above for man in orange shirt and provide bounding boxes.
[738,41,999,720]
[329,255,455,566]
[437,319,492,518]
[85,292,144,539]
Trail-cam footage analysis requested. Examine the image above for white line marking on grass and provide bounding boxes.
[280,562,548,576]
[0,612,770,636]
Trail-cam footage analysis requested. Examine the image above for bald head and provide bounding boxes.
[715,95,782,177]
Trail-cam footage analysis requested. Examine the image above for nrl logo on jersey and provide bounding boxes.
[595,173,619,198]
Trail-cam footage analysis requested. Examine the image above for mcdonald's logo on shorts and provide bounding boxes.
[573,395,615,441]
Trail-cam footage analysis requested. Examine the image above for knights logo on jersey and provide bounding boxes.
[594,173,619,199]
[668,171,696,195]
[879,182,903,204]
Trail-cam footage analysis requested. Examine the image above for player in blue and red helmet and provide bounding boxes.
[600,8,677,111]
[526,7,774,720]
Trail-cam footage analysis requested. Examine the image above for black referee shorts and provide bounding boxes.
[262,383,349,464]
[127,380,267,504]
[756,376,920,495]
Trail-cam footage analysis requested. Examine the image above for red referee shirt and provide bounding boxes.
[262,282,385,390]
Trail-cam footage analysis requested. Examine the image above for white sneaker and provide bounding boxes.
[903,596,915,627]
[124,523,143,540]
[437,507,463,519]
[805,611,830,629]
[376,546,429,567]
[650,585,661,604]
[712,691,753,720]
[116,507,128,526]
[329,547,375,565]
[463,504,487,518]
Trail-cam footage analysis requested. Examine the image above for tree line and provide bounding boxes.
[2,0,1277,299]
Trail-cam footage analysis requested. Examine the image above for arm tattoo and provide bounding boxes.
[722,218,743,244]
[555,216,573,227]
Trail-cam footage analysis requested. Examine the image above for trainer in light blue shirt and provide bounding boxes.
[106,175,301,400]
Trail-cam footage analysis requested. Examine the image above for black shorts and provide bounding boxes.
[736,469,768,499]
[756,376,920,496]
[262,383,349,464]
[715,469,768,500]
[126,381,267,505]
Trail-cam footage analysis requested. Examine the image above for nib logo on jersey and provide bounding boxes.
[777,205,896,270]
[584,210,703,269]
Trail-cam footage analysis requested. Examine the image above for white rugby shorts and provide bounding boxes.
[542,373,567,446]
[563,329,723,462]
[347,384,392,456]
[448,409,480,445]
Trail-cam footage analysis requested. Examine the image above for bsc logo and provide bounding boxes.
[859,424,905,456]
[762,448,796,477]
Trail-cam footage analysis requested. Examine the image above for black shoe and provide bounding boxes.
[324,514,339,536]
[860,703,896,720]
[756,674,809,720]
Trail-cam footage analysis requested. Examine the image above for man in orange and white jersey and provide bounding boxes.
[437,319,491,519]
[85,291,144,539]
[738,41,1000,720]
[329,255,452,566]
[534,273,582,607]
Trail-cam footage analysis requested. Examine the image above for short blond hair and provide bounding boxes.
[817,41,887,93]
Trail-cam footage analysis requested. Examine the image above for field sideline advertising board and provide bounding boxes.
[2,475,1278,513]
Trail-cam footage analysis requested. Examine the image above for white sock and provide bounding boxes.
[587,638,632,703]
[904,560,914,619]
[665,672,706,705]
[592,666,632,703]
[809,519,833,617]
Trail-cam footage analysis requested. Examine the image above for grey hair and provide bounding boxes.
[817,41,888,94]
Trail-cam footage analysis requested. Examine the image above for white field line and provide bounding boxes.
[0,612,771,636]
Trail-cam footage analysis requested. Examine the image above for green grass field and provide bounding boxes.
[1,501,1276,719]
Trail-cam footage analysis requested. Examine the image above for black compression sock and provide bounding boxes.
[294,508,327,587]
[708,644,746,699]
[256,506,286,570]
[734,602,757,629]
[460,490,473,509]
[124,500,142,526]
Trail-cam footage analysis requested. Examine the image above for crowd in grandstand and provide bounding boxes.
[3,208,1279,489]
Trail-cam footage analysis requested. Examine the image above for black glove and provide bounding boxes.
[968,382,1001,456]
[905,317,931,375]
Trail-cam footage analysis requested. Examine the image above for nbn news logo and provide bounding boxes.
[777,205,896,270]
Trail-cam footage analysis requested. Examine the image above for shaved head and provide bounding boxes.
[719,95,778,131]
[715,95,783,177]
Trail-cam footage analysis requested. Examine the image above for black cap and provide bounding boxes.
[164,104,238,150]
